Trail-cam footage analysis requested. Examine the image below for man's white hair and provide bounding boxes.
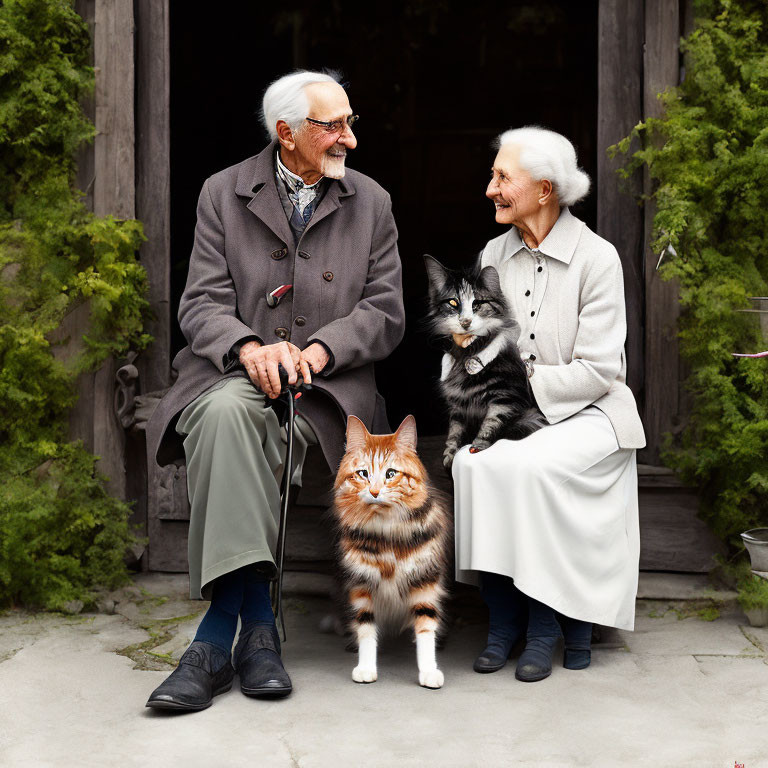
[495,126,590,207]
[261,70,342,141]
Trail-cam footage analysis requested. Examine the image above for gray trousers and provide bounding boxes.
[175,377,317,600]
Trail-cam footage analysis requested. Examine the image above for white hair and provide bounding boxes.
[495,126,591,207]
[261,70,342,141]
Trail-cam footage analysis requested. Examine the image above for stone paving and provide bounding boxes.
[1,572,767,768]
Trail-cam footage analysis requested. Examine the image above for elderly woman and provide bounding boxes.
[452,126,646,682]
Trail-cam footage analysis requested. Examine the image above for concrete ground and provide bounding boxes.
[1,573,767,768]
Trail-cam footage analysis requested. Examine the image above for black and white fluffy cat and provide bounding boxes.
[424,254,545,469]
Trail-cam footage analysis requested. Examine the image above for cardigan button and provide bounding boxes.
[275,327,289,340]
[531,311,535,317]
[537,266,543,272]
[530,333,535,340]
[525,290,530,296]
[295,316,306,327]
[323,271,334,282]
[271,248,287,260]
[529,354,536,361]
[298,250,311,260]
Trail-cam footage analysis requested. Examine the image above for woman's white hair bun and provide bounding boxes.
[495,126,591,207]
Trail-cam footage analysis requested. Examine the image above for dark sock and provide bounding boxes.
[194,568,245,654]
[480,572,528,658]
[559,614,592,669]
[240,563,275,630]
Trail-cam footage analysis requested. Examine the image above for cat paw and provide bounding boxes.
[469,441,490,454]
[352,666,378,684]
[442,447,458,469]
[419,668,444,689]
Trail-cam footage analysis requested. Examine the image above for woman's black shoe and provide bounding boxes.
[563,648,591,669]
[233,622,292,698]
[515,636,559,682]
[473,634,524,673]
[475,571,528,673]
[145,640,234,711]
[559,615,593,670]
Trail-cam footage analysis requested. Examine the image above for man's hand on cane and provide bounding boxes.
[239,341,301,399]
[298,343,330,385]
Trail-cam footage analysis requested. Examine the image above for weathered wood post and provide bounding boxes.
[70,0,135,500]
[641,0,682,466]
[597,0,645,399]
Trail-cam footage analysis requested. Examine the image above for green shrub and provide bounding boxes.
[611,0,768,558]
[0,0,151,609]
[737,572,768,612]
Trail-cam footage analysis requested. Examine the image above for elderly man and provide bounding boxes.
[145,70,404,711]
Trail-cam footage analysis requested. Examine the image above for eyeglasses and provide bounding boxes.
[305,115,359,134]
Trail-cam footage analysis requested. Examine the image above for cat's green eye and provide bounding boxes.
[448,298,459,308]
[356,469,369,479]
[385,468,397,479]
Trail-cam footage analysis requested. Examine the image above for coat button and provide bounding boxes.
[275,327,289,339]
[323,271,334,282]
[530,333,535,340]
[271,248,287,260]
[537,266,543,272]
[529,354,536,361]
[298,250,310,259]
[525,290,531,296]
[531,311,535,316]
[295,316,306,327]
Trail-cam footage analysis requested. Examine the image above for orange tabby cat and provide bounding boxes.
[332,414,451,689]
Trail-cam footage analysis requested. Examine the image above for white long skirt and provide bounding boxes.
[452,406,639,631]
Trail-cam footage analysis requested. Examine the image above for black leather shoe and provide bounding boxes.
[145,640,235,711]
[234,622,292,698]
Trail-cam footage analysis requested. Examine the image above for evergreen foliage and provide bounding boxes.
[612,0,768,550]
[0,0,151,609]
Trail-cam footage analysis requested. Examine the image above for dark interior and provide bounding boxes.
[169,1,598,436]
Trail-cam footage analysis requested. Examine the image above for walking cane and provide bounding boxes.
[270,364,310,642]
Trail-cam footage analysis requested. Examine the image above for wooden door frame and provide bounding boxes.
[131,0,685,483]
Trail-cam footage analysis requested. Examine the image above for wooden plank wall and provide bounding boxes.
[596,0,645,399]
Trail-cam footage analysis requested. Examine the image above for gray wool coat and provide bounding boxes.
[146,140,405,474]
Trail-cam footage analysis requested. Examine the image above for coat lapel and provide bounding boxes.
[303,176,355,236]
[235,140,294,247]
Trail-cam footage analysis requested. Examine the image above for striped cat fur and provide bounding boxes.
[332,414,451,689]
[424,254,545,469]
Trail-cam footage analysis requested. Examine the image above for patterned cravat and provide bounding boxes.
[275,151,322,222]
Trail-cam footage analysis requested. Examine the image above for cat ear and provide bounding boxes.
[394,414,418,451]
[477,265,501,292]
[345,415,370,453]
[423,254,449,296]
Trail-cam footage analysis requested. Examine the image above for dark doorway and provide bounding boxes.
[170,1,598,436]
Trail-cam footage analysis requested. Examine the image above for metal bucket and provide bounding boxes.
[741,528,768,572]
